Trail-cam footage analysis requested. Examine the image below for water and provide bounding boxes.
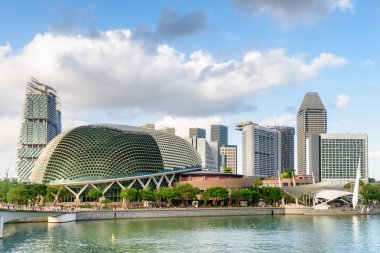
[1,215,380,253]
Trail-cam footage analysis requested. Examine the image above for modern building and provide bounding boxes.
[189,128,206,138]
[268,126,295,171]
[17,78,61,182]
[186,137,219,172]
[210,124,228,146]
[236,121,281,178]
[219,145,237,174]
[159,127,175,135]
[297,92,327,175]
[31,124,202,184]
[139,123,155,130]
[307,134,368,182]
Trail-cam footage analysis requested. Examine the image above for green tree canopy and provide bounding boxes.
[87,188,103,201]
[0,179,14,201]
[7,184,28,204]
[139,188,155,201]
[223,167,232,174]
[205,187,229,206]
[253,178,263,189]
[176,183,199,205]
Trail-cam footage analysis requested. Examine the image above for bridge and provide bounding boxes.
[0,209,69,239]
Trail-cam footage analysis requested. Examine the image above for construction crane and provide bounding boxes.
[4,157,12,180]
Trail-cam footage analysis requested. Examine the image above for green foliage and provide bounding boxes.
[223,166,232,174]
[7,184,28,204]
[101,199,112,208]
[280,172,291,179]
[260,187,283,205]
[253,178,263,189]
[176,183,200,203]
[139,188,155,201]
[120,188,138,201]
[26,184,47,204]
[87,188,103,200]
[204,187,229,206]
[0,179,14,201]
[361,183,380,201]
[160,187,177,201]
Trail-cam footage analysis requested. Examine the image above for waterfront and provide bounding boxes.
[2,215,380,253]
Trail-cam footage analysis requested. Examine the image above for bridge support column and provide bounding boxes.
[0,216,3,239]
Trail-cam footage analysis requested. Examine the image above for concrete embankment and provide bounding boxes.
[76,207,285,221]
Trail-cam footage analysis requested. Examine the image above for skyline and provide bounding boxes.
[0,0,379,179]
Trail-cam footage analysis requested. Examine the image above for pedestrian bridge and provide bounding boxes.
[0,209,67,239]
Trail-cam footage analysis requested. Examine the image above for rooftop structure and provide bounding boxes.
[189,128,206,138]
[210,124,228,146]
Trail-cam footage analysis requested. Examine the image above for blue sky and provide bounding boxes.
[0,0,379,179]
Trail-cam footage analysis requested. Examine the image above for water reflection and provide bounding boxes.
[2,215,380,252]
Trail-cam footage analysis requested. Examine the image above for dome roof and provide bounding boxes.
[30,124,202,183]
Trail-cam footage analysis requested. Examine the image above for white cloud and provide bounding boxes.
[334,94,351,109]
[361,59,375,67]
[260,114,296,127]
[0,30,346,118]
[0,29,347,172]
[155,115,224,138]
[233,0,353,26]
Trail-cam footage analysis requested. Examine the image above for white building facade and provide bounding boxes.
[236,121,281,177]
[186,137,219,172]
[219,145,237,174]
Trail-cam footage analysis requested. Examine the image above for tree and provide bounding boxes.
[120,188,138,208]
[280,172,291,179]
[139,188,155,201]
[0,179,14,201]
[7,184,28,205]
[26,184,47,206]
[175,184,200,206]
[253,178,263,189]
[46,186,67,206]
[101,199,112,208]
[87,188,103,203]
[223,166,232,174]
[230,189,243,206]
[160,187,177,206]
[260,187,283,206]
[205,187,229,206]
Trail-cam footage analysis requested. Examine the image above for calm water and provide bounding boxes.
[1,215,380,253]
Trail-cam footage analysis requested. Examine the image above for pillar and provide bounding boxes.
[0,216,3,239]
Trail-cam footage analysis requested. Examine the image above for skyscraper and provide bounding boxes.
[210,124,228,146]
[307,134,368,182]
[186,137,219,171]
[268,126,295,171]
[189,128,206,138]
[236,121,281,177]
[297,92,327,175]
[17,78,61,182]
[220,145,237,174]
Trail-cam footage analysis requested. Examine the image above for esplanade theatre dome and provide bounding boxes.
[30,124,202,184]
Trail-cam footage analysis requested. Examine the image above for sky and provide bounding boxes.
[0,0,379,179]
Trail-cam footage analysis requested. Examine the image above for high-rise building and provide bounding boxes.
[186,137,219,172]
[268,126,295,171]
[189,128,206,138]
[140,123,155,130]
[17,78,61,182]
[236,121,281,177]
[210,124,228,146]
[159,127,176,135]
[297,92,327,175]
[307,134,368,182]
[220,145,237,174]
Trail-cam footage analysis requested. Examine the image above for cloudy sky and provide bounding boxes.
[0,0,379,178]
